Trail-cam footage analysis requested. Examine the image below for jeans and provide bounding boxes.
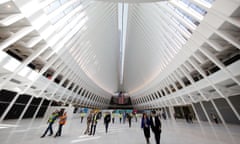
[89,124,97,135]
[55,124,63,137]
[42,123,53,136]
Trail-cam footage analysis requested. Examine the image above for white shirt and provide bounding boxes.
[152,117,155,126]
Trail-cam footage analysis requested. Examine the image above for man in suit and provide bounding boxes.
[150,110,162,144]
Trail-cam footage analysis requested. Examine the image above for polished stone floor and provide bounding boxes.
[0,117,239,144]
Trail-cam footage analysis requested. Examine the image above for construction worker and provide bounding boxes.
[80,112,85,123]
[41,111,58,138]
[55,112,67,137]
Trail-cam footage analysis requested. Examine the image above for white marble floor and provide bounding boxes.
[0,117,239,144]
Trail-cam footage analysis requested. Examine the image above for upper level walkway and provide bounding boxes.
[0,117,239,144]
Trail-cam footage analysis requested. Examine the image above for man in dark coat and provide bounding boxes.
[150,110,162,144]
[104,113,111,133]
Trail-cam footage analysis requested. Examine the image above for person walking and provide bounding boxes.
[84,112,92,134]
[185,113,189,123]
[80,112,85,123]
[89,111,98,136]
[41,111,58,138]
[188,113,193,123]
[141,113,151,144]
[150,110,162,144]
[127,113,132,128]
[162,111,166,120]
[123,112,126,124]
[211,113,219,124]
[119,112,123,123]
[54,112,67,137]
[104,112,111,133]
[112,112,115,124]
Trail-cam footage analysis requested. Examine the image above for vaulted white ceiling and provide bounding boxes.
[1,0,240,109]
[0,0,213,96]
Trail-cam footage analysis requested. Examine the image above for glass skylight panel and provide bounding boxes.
[200,0,215,4]
[163,6,193,32]
[179,24,191,36]
[175,8,185,17]
[60,0,68,4]
[64,5,73,14]
[166,2,200,27]
[179,0,190,7]
[51,12,64,24]
[175,30,187,44]
[167,24,186,44]
[167,0,202,26]
[43,0,83,27]
[171,16,180,25]
[44,0,61,14]
[68,7,86,23]
[179,0,207,15]
[186,27,192,34]
[184,14,199,26]
[189,3,207,16]
[166,2,175,10]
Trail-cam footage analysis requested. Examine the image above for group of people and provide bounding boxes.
[141,111,162,144]
[41,109,67,138]
[83,111,137,135]
[40,107,221,144]
[109,112,128,124]
[94,111,134,134]
[41,109,162,144]
[84,111,101,136]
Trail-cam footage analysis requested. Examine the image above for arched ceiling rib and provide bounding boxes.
[35,0,211,97]
[124,1,199,95]
[66,1,119,94]
[3,0,238,109]
[37,0,120,95]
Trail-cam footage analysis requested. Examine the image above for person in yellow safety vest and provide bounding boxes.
[41,111,58,138]
[80,112,85,123]
[54,112,67,137]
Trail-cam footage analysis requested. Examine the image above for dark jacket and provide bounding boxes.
[150,116,162,133]
[104,114,111,124]
[141,117,151,128]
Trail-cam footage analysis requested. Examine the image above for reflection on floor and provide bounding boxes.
[0,117,239,144]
